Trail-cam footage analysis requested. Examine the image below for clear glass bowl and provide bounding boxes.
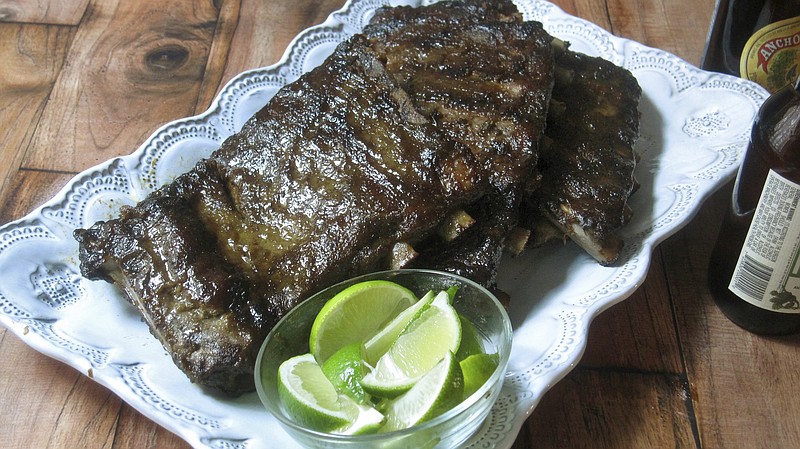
[254,269,513,449]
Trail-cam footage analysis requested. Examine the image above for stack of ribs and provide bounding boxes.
[74,0,642,395]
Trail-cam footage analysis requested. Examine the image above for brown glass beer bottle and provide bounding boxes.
[708,78,800,335]
[702,0,800,92]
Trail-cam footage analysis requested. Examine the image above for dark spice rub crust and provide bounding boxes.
[370,0,642,267]
[363,0,555,288]
[523,43,642,264]
[75,37,485,395]
[74,0,642,394]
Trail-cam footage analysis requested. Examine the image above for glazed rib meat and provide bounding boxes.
[74,37,485,394]
[370,0,642,267]
[362,0,555,288]
[73,0,643,394]
[364,12,552,195]
[522,41,642,264]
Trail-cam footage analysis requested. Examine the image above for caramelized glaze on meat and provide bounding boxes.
[74,0,642,394]
[363,0,555,288]
[75,38,486,394]
[523,43,642,264]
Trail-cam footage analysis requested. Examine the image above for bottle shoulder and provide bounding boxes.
[740,14,800,92]
[703,0,800,91]
[751,83,800,173]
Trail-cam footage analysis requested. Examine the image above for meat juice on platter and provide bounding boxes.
[73,0,643,394]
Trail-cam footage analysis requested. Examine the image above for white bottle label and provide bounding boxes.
[729,169,800,313]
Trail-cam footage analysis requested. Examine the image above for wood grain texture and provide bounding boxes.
[0,328,120,449]
[579,254,683,373]
[197,0,347,110]
[1,0,799,448]
[113,403,189,449]
[0,23,72,212]
[664,184,800,449]
[0,0,89,26]
[524,370,697,449]
[22,0,220,172]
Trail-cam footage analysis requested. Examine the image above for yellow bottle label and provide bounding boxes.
[740,16,800,93]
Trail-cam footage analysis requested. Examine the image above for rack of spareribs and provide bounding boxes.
[74,0,641,395]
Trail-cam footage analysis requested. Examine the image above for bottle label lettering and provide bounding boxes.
[729,170,800,313]
[740,16,800,93]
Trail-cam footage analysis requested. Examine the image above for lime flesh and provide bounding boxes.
[363,290,435,365]
[381,351,464,432]
[310,280,417,363]
[360,291,461,397]
[278,353,353,432]
[278,353,384,434]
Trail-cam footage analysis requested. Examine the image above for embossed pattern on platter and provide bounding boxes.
[0,1,771,448]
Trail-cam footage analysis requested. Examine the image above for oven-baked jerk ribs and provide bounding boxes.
[362,0,555,289]
[366,0,642,270]
[522,40,641,264]
[75,38,488,394]
[74,0,641,394]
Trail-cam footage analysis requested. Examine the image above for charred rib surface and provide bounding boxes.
[73,0,643,395]
[75,39,483,394]
[364,0,555,287]
[524,44,642,264]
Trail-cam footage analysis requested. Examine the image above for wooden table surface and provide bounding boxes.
[1,0,799,448]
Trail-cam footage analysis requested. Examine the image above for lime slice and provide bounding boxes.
[381,351,464,432]
[459,352,499,399]
[360,291,461,397]
[321,342,368,403]
[278,353,353,431]
[278,353,384,434]
[310,280,417,363]
[455,314,484,361]
[363,290,435,365]
[336,403,385,435]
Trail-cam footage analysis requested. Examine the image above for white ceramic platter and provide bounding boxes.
[0,0,768,448]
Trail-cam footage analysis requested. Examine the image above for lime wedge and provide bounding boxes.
[278,353,353,431]
[381,351,464,432]
[278,353,384,434]
[455,314,484,361]
[321,342,368,403]
[459,352,499,399]
[360,291,461,397]
[310,280,417,363]
[337,404,385,435]
[363,290,435,365]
